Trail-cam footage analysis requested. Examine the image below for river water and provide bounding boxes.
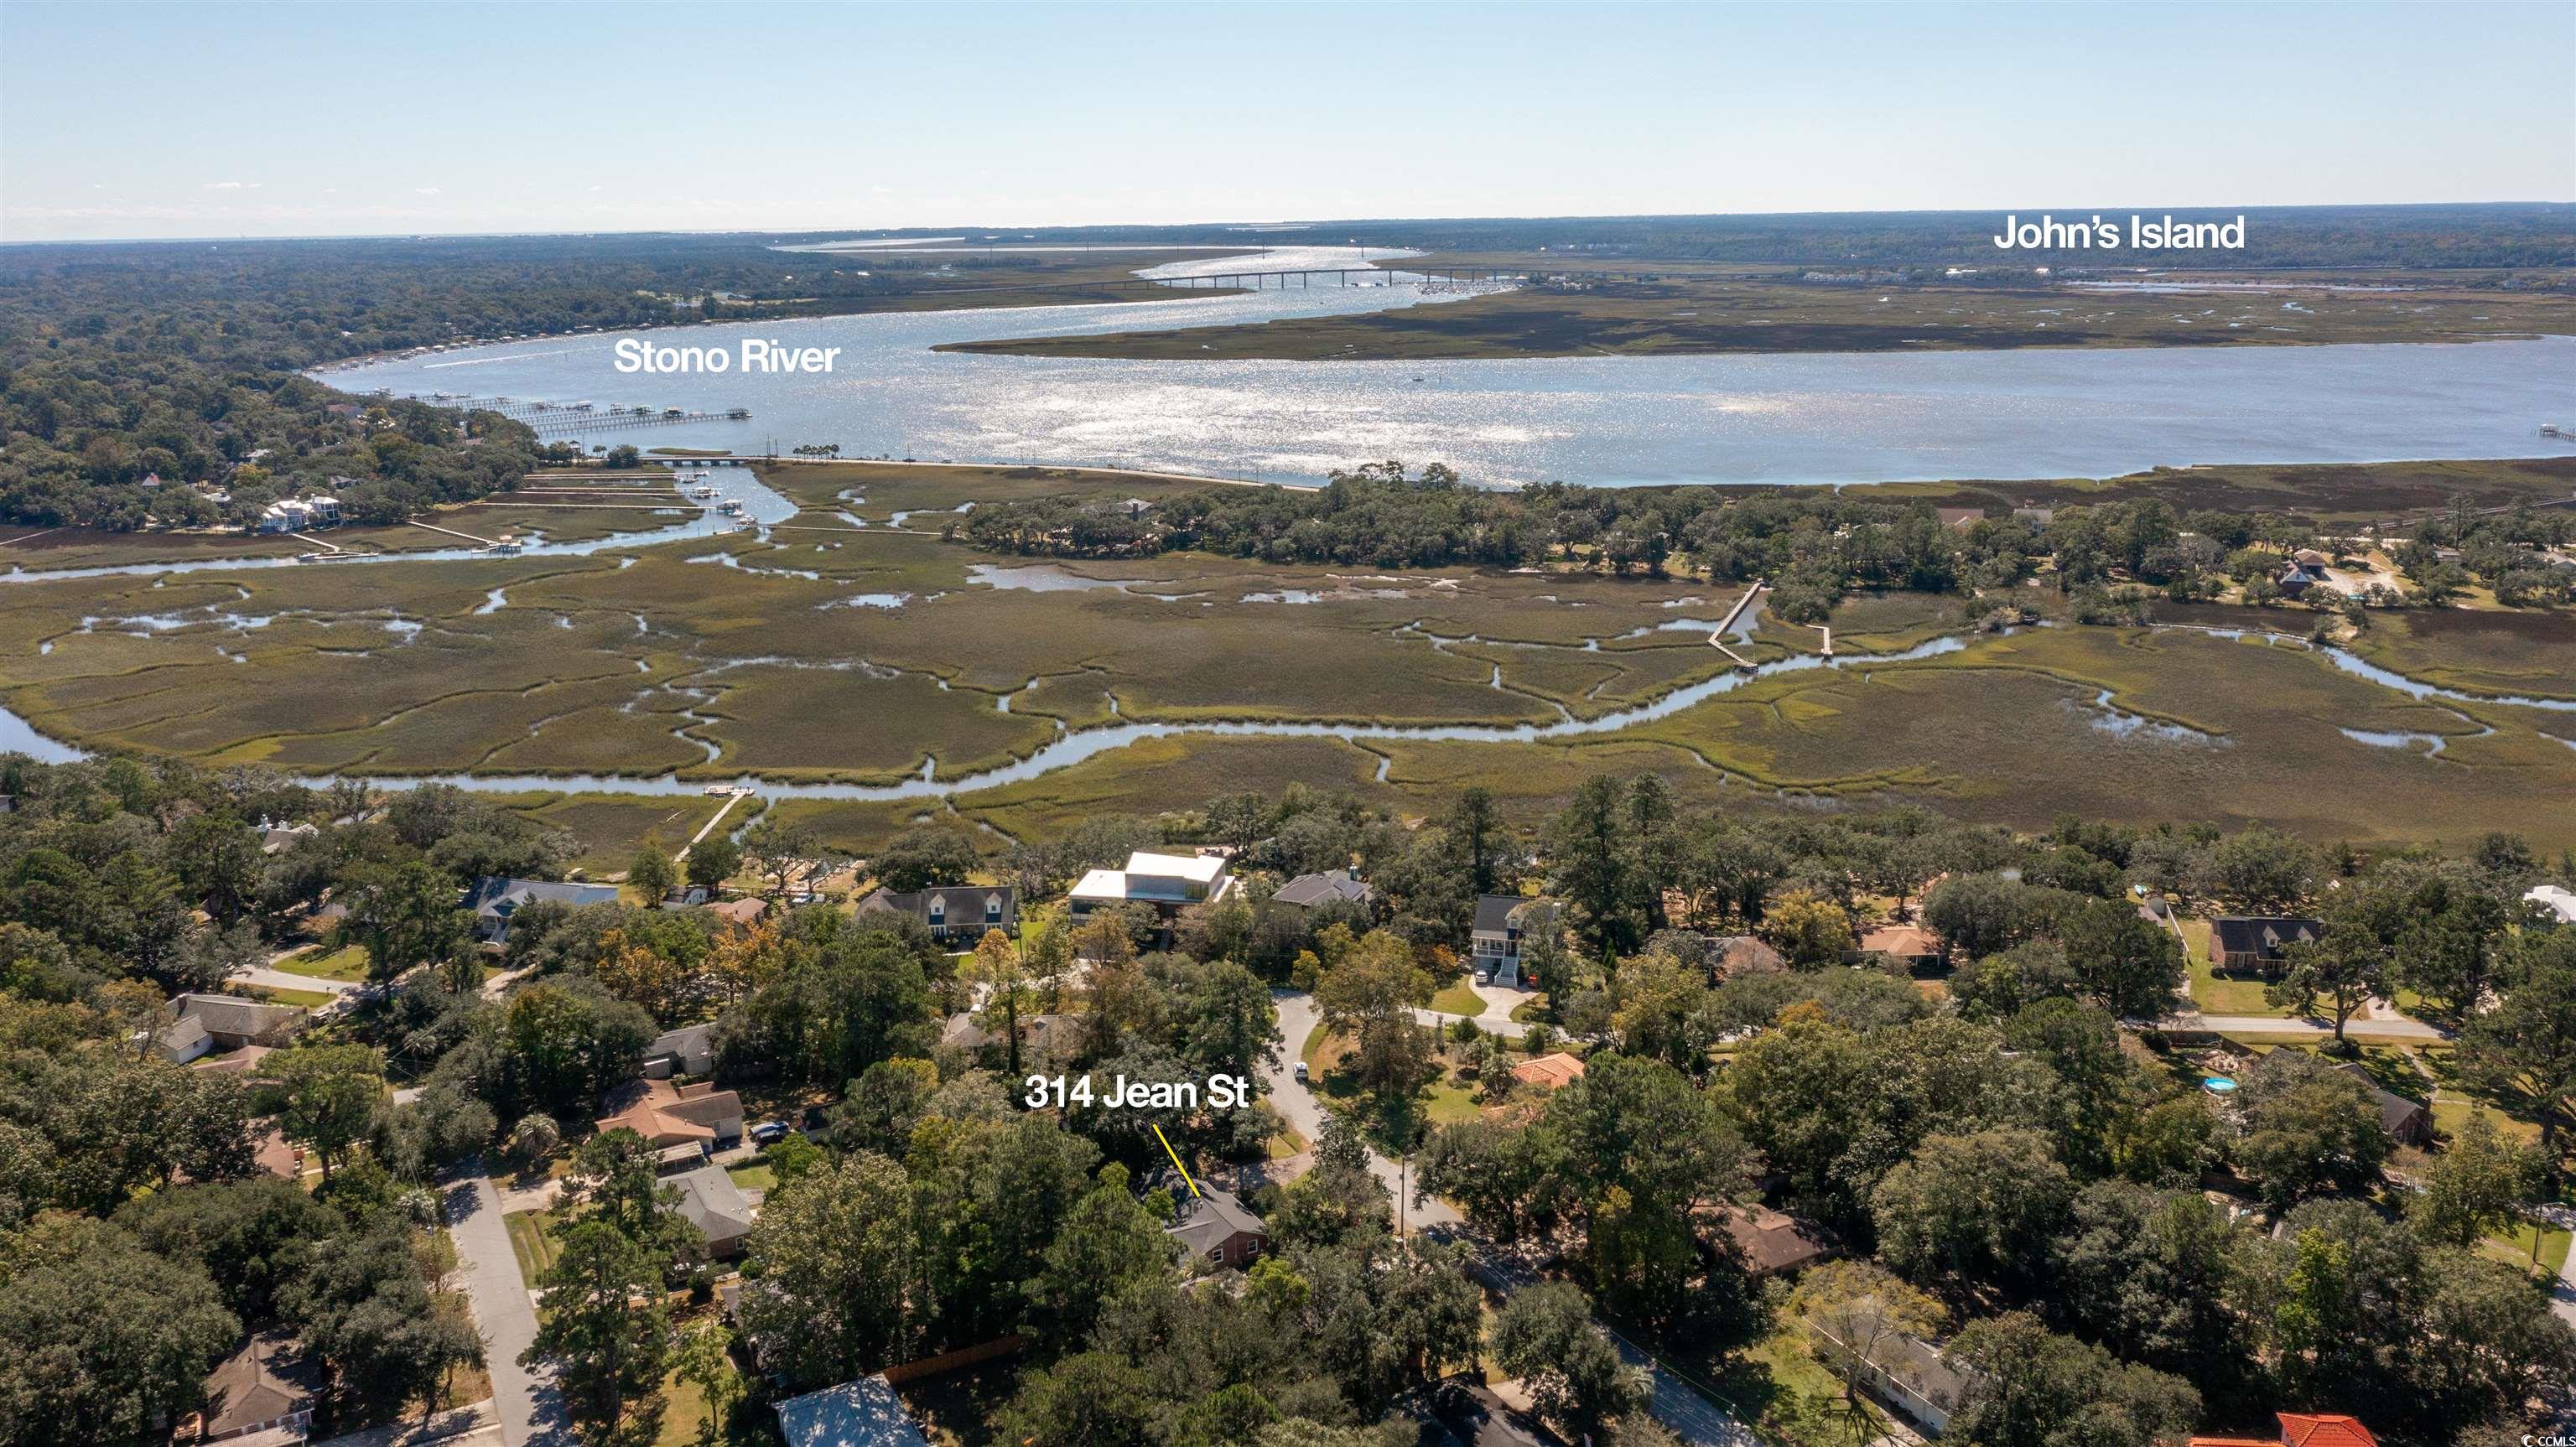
[315,246,2576,487]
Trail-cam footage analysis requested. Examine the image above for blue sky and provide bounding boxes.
[4,1,2570,241]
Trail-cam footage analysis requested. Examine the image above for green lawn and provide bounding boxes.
[1419,1076,1482,1127]
[229,983,336,1010]
[2186,946,2293,1017]
[271,944,370,982]
[2483,1221,2573,1279]
[504,1208,563,1284]
[1428,982,1485,1017]
[724,1161,777,1193]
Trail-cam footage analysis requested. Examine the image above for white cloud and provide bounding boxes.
[414,186,442,196]
[200,180,257,190]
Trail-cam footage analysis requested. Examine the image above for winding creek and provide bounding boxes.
[5,582,2573,799]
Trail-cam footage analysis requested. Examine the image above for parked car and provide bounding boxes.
[1473,967,1493,985]
[750,1120,790,1146]
[1294,1061,1310,1083]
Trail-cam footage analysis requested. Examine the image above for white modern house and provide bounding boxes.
[2527,884,2576,926]
[1068,851,1235,939]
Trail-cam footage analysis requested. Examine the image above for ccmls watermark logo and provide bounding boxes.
[2524,1435,2574,1445]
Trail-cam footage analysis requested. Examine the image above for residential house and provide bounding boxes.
[1070,852,1234,921]
[462,875,621,944]
[856,884,1017,946]
[174,993,305,1050]
[595,1077,745,1151]
[2524,884,2576,925]
[193,1332,327,1443]
[643,1023,718,1080]
[1270,869,1374,911]
[707,896,769,927]
[775,1375,933,1447]
[2277,549,2335,598]
[1805,1310,1971,1435]
[1164,1185,1270,1271]
[1510,1052,1587,1092]
[941,1011,1002,1051]
[2328,1063,2434,1147]
[1470,895,1559,988]
[153,1012,215,1064]
[1852,923,1946,970]
[666,1162,757,1258]
[2192,1412,2380,1447]
[2209,915,2324,974]
[253,494,342,535]
[1710,934,1786,979]
[1708,1204,1839,1279]
[256,819,317,855]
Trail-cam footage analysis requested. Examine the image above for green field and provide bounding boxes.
[272,944,370,983]
[939,262,2576,361]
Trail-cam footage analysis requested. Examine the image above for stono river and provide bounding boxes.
[327,246,2574,488]
[613,337,841,373]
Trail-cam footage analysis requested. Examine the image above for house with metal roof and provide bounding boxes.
[775,1374,932,1447]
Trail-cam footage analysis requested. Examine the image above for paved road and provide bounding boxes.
[1265,992,1459,1230]
[444,1169,569,1446]
[1266,993,1756,1445]
[2176,1012,2447,1041]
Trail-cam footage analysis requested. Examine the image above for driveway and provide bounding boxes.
[444,1168,570,1446]
[1264,991,1459,1230]
[1415,980,1535,1039]
[1265,992,1758,1444]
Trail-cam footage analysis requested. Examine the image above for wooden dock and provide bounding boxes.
[1709,579,1766,670]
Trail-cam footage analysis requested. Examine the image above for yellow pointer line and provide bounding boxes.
[1150,1124,1201,1199]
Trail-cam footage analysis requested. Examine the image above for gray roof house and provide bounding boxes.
[775,1374,932,1447]
[855,884,1017,946]
[194,1331,328,1443]
[463,876,621,943]
[645,1023,718,1080]
[152,1011,215,1064]
[174,993,306,1049]
[1164,1186,1270,1271]
[665,1162,758,1258]
[2209,915,2324,975]
[1271,869,1374,910]
[2329,1062,2436,1146]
